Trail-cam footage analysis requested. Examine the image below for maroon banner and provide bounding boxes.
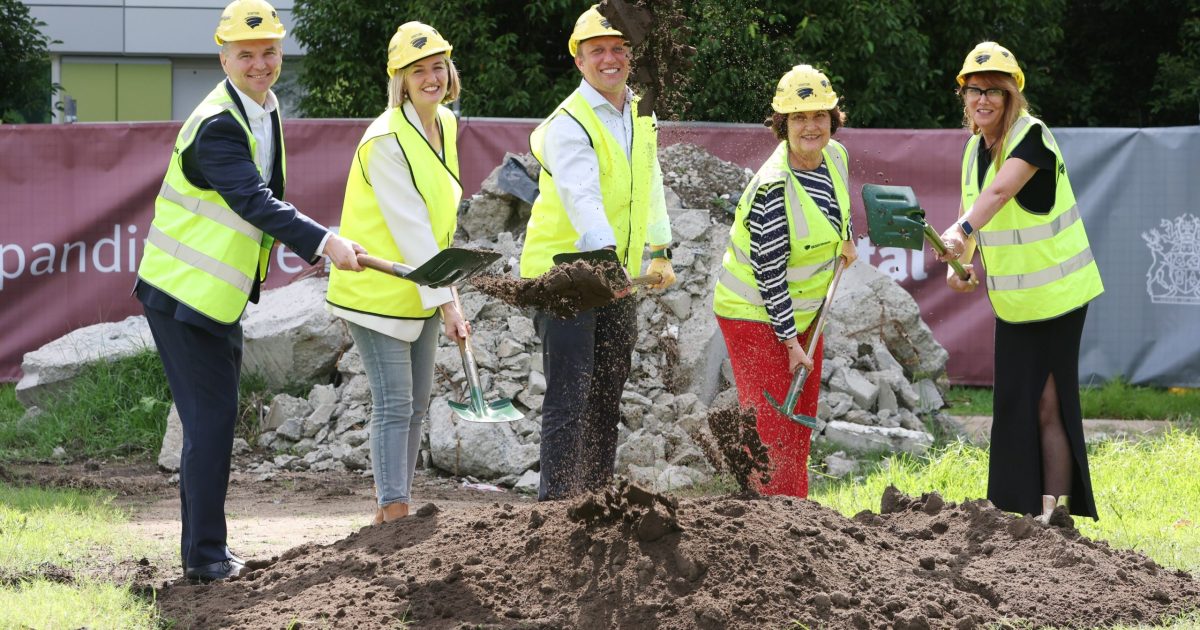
[0,120,989,384]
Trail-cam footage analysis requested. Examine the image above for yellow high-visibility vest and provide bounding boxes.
[712,140,850,333]
[136,82,277,324]
[962,115,1104,323]
[327,105,460,319]
[520,89,656,278]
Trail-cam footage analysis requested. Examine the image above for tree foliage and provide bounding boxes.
[293,0,1200,127]
[292,0,590,118]
[0,0,56,123]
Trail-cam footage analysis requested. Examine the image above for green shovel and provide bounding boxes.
[358,249,524,423]
[763,258,846,429]
[861,184,970,281]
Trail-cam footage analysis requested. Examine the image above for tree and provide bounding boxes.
[0,0,57,123]
[292,0,589,118]
[1150,0,1200,124]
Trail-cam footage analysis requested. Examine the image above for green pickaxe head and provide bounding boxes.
[861,184,929,251]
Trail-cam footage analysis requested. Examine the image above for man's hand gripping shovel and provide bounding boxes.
[860,184,972,281]
[357,248,524,423]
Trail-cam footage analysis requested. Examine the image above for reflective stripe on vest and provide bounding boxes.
[146,226,254,294]
[712,140,849,331]
[976,204,1081,247]
[158,180,263,243]
[520,90,655,279]
[961,114,1103,322]
[326,105,460,319]
[986,248,1095,292]
[136,81,276,324]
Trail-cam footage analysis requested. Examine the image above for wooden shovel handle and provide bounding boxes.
[632,272,664,287]
[357,253,414,278]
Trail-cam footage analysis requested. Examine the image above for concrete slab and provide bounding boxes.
[948,415,1175,445]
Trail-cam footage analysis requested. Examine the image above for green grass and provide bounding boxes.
[944,380,1200,421]
[0,580,159,629]
[0,352,171,461]
[0,483,163,629]
[811,430,1200,574]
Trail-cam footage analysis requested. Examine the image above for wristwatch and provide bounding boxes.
[649,247,672,260]
[958,219,975,237]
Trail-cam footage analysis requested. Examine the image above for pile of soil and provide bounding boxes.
[469,260,630,319]
[156,486,1198,629]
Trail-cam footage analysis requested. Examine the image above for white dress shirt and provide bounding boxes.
[326,101,453,342]
[540,79,672,251]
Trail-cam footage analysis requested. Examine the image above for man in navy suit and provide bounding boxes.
[134,0,365,582]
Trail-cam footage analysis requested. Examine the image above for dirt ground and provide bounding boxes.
[7,461,1199,629]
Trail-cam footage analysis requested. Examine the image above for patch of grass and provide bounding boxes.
[0,483,148,574]
[0,482,165,628]
[0,579,158,629]
[0,352,171,461]
[1081,379,1200,422]
[944,380,1200,422]
[943,386,992,416]
[811,430,1200,574]
[0,385,22,424]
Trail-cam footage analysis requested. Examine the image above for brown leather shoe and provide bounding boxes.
[372,507,385,526]
[381,502,409,522]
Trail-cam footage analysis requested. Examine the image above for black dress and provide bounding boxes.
[978,127,1099,519]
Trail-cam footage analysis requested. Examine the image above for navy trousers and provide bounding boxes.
[535,297,637,501]
[144,305,241,569]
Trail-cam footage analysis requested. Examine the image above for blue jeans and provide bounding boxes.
[347,318,439,506]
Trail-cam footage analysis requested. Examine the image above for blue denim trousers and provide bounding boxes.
[347,318,439,506]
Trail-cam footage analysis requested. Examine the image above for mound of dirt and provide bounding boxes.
[156,486,1199,629]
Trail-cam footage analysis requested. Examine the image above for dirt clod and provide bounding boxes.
[469,260,630,318]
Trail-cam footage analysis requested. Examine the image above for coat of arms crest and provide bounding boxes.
[1142,213,1200,305]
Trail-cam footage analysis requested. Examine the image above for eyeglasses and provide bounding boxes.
[960,86,1006,100]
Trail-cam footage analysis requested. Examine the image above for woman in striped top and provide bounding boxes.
[712,64,857,497]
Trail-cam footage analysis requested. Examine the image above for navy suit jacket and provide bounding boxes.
[137,80,330,336]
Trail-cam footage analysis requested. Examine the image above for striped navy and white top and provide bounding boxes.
[747,160,851,341]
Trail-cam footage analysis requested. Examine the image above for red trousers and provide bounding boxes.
[717,316,822,498]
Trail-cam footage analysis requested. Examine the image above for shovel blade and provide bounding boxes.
[447,398,525,423]
[861,184,929,251]
[762,390,820,429]
[404,248,502,288]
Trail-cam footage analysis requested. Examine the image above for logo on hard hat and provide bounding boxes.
[1143,213,1200,305]
[600,18,613,28]
[975,54,991,64]
[412,36,428,49]
[245,15,263,29]
[797,87,814,99]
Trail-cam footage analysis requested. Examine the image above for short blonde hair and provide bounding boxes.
[388,54,460,108]
[960,71,1029,172]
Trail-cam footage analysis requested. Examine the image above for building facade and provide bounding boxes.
[24,0,304,123]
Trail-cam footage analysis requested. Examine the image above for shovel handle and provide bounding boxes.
[776,259,846,414]
[922,224,970,281]
[632,272,664,287]
[357,253,416,279]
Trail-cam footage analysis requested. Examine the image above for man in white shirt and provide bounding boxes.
[520,5,676,501]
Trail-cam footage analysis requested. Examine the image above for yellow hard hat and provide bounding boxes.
[387,22,453,77]
[957,41,1025,91]
[214,0,286,46]
[771,64,839,113]
[569,5,624,57]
